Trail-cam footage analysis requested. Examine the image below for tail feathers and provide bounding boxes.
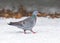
[8,22,14,25]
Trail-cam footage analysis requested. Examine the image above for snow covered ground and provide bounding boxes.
[0,17,60,43]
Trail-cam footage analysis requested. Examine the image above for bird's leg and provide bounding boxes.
[24,30,26,34]
[30,30,36,33]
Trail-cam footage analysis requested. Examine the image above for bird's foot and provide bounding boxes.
[32,32,36,34]
[31,30,36,34]
[24,32,27,34]
[24,30,27,34]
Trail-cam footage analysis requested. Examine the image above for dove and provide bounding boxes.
[8,11,39,34]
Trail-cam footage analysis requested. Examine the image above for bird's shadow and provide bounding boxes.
[7,31,31,34]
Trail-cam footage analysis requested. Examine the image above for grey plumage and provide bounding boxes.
[8,11,39,33]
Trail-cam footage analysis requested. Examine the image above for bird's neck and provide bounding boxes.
[31,15,37,22]
[31,15,36,19]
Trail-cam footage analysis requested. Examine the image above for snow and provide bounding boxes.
[0,17,60,43]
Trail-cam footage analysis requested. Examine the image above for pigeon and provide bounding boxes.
[8,11,39,34]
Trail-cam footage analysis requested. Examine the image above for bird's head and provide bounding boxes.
[32,11,39,16]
